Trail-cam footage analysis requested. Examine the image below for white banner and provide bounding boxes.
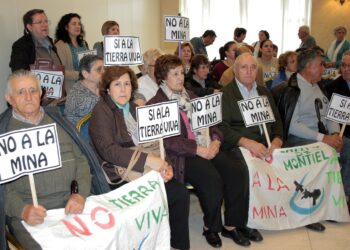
[326,93,350,124]
[0,124,61,184]
[190,93,222,131]
[77,49,97,62]
[136,101,180,143]
[237,96,275,127]
[32,70,64,99]
[240,142,350,230]
[164,16,190,41]
[23,171,170,249]
[104,36,143,66]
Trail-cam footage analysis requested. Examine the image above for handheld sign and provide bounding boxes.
[325,93,350,136]
[0,124,61,184]
[77,49,98,62]
[164,16,190,41]
[104,36,143,66]
[136,101,180,143]
[32,70,64,99]
[238,96,275,147]
[190,93,222,131]
[322,67,339,80]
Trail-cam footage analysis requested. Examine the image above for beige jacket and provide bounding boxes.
[219,64,265,87]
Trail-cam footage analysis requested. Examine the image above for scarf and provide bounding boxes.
[115,101,139,145]
[327,39,346,62]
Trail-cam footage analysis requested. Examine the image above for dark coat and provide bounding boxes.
[147,88,223,183]
[185,72,221,97]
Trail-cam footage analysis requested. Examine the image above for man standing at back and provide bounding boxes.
[9,9,61,71]
[190,30,216,56]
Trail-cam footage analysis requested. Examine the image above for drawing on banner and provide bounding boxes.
[32,70,64,99]
[190,93,222,131]
[237,96,275,127]
[104,36,143,66]
[164,16,190,41]
[0,124,61,184]
[136,101,180,143]
[77,49,97,62]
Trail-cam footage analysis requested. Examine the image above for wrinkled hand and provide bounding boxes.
[65,194,85,215]
[269,137,283,154]
[160,164,174,182]
[239,137,270,159]
[209,140,221,156]
[323,134,343,152]
[146,155,173,182]
[21,204,47,226]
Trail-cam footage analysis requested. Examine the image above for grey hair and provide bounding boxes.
[299,25,310,35]
[342,50,350,60]
[334,25,347,35]
[6,69,41,96]
[79,54,103,79]
[140,48,163,75]
[233,52,257,70]
[297,49,323,72]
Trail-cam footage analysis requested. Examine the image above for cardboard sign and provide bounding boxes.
[32,70,64,99]
[240,142,350,230]
[77,49,97,62]
[238,96,275,127]
[190,93,222,131]
[23,171,170,249]
[136,101,180,143]
[164,16,190,41]
[322,67,339,80]
[104,36,143,66]
[326,93,350,124]
[0,124,61,184]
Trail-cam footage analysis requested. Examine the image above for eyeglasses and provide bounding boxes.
[341,63,350,69]
[31,20,50,26]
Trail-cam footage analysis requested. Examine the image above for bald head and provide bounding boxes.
[233,53,258,89]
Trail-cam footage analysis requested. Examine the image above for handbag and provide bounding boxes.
[101,141,161,185]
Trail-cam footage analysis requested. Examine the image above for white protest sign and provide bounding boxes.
[326,93,350,124]
[322,67,339,80]
[237,96,275,127]
[23,171,170,250]
[240,142,350,230]
[164,16,190,41]
[104,36,143,66]
[0,124,61,184]
[32,70,64,99]
[190,93,222,131]
[77,49,97,62]
[136,101,180,143]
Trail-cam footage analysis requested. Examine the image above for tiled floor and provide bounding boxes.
[189,193,350,250]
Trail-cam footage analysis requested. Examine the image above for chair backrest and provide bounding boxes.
[76,112,92,143]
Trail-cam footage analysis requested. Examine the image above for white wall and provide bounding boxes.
[0,0,161,112]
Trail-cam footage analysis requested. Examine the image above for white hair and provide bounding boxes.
[6,70,41,96]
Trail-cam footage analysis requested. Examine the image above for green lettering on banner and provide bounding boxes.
[326,170,342,184]
[134,206,168,231]
[332,194,346,208]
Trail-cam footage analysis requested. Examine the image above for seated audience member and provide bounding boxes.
[88,66,190,250]
[65,55,104,126]
[137,48,162,102]
[270,51,298,89]
[185,54,221,97]
[273,44,278,57]
[233,27,247,45]
[219,46,264,87]
[1,70,101,248]
[252,30,269,57]
[9,9,61,72]
[148,54,262,247]
[326,50,350,137]
[175,42,194,75]
[324,26,350,69]
[55,13,89,94]
[93,20,120,57]
[256,39,279,87]
[190,30,216,56]
[272,48,350,231]
[298,25,316,50]
[211,41,237,82]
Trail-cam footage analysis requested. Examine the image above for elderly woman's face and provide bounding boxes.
[84,60,104,84]
[108,73,132,106]
[108,25,120,35]
[165,65,185,92]
[181,46,192,63]
[335,29,346,41]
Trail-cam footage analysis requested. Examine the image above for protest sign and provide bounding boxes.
[240,142,350,230]
[23,171,170,250]
[136,101,180,143]
[77,49,97,62]
[326,93,350,136]
[0,124,61,184]
[104,36,143,66]
[322,67,339,80]
[164,16,190,41]
[32,70,64,99]
[190,93,222,131]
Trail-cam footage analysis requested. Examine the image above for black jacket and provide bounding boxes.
[9,33,59,72]
[185,72,221,97]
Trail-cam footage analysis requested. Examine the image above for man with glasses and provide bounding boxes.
[9,9,61,71]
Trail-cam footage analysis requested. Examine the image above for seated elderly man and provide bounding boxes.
[219,53,283,245]
[272,48,350,231]
[0,70,106,249]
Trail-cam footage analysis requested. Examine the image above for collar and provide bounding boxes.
[235,78,258,99]
[12,107,45,125]
[113,100,130,116]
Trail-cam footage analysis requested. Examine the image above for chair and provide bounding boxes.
[76,112,92,143]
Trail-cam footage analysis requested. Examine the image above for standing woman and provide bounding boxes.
[93,20,120,57]
[211,41,237,81]
[174,42,194,75]
[256,39,279,87]
[252,30,269,57]
[55,13,88,94]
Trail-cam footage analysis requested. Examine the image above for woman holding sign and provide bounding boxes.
[89,66,190,250]
[55,13,89,94]
[148,54,256,247]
